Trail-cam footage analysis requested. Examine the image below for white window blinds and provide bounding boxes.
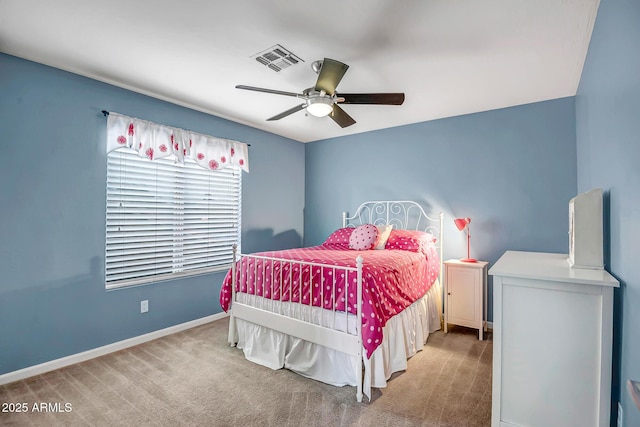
[105,148,241,289]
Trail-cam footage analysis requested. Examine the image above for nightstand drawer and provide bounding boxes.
[448,267,481,323]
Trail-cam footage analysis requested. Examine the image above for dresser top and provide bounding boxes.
[489,251,619,287]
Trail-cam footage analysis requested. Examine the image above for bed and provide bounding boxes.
[220,200,443,402]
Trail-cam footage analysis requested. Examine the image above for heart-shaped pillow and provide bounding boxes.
[349,224,378,250]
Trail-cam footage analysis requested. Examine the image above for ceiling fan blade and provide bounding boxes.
[338,93,405,105]
[236,85,300,98]
[314,58,349,95]
[266,104,307,121]
[329,104,356,128]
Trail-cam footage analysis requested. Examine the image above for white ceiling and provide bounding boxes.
[0,0,599,143]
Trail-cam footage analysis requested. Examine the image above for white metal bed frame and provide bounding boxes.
[227,200,443,402]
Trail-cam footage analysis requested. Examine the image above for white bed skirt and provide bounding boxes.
[234,280,442,400]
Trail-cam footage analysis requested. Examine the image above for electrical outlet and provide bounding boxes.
[140,300,149,313]
[617,402,623,427]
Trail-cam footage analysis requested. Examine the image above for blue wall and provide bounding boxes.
[0,53,305,375]
[576,0,640,425]
[304,98,578,321]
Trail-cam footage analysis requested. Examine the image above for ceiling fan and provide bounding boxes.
[236,58,405,128]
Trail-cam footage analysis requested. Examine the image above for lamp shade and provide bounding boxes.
[454,217,471,231]
[453,217,476,262]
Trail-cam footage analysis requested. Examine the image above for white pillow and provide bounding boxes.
[374,224,394,250]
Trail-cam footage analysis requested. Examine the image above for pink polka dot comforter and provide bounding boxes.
[220,236,440,359]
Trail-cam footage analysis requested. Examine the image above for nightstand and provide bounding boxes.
[444,259,489,340]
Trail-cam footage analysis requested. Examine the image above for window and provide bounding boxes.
[105,148,241,289]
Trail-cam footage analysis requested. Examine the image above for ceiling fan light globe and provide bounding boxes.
[306,97,333,117]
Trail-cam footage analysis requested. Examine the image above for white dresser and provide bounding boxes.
[489,251,619,427]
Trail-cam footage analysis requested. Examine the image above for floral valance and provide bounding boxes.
[106,112,249,173]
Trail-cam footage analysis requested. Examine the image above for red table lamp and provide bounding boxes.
[454,217,477,262]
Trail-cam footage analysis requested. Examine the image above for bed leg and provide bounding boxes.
[356,353,363,402]
[228,312,237,347]
[229,244,238,347]
[355,255,364,403]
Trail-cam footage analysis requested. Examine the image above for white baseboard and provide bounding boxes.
[487,321,493,330]
[0,312,229,386]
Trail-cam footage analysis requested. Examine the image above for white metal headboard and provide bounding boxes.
[343,200,442,237]
[342,200,444,287]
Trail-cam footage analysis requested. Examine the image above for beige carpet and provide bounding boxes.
[0,318,492,426]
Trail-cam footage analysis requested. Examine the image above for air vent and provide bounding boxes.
[251,44,303,72]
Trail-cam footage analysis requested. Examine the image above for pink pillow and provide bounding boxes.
[349,224,379,250]
[322,228,354,249]
[385,229,436,254]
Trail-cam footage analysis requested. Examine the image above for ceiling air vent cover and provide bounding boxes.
[251,44,303,72]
